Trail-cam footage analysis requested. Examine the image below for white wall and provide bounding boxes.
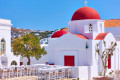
[113,41,120,71]
[93,33,117,75]
[71,66,88,79]
[7,52,20,66]
[116,41,120,70]
[71,66,98,80]
[92,40,100,66]
[48,33,94,66]
[54,50,79,66]
[68,20,104,39]
[0,19,20,66]
[104,33,116,71]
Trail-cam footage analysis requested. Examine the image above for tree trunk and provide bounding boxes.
[103,67,107,77]
[27,57,31,65]
[103,68,106,77]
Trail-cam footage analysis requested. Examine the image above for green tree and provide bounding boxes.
[12,33,47,65]
[96,41,117,77]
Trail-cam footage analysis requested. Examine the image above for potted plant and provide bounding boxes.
[93,41,117,80]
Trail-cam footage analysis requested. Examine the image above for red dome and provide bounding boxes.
[51,30,68,38]
[71,7,101,20]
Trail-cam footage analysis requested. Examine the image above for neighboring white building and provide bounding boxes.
[0,19,20,66]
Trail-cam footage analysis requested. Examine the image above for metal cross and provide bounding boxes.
[84,0,88,7]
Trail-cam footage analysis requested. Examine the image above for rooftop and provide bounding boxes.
[104,19,120,27]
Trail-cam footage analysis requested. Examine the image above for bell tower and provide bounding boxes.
[68,1,103,39]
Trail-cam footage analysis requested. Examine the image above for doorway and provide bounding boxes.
[64,56,75,66]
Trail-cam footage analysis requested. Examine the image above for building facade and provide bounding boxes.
[0,19,20,66]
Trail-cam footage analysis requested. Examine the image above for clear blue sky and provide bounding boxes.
[0,0,120,30]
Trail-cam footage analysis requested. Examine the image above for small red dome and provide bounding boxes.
[71,7,101,20]
[51,30,68,38]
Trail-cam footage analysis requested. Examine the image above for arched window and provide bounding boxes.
[1,38,6,55]
[89,23,93,32]
[11,61,17,66]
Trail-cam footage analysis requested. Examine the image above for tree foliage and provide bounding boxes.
[96,41,117,77]
[12,33,47,65]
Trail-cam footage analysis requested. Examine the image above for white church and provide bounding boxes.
[1,3,120,79]
[44,6,120,78]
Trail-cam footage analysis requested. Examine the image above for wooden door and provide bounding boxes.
[64,56,75,66]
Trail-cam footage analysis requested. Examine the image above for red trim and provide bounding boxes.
[95,33,109,40]
[49,64,54,65]
[108,54,111,69]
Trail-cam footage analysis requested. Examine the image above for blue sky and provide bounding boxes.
[0,0,120,30]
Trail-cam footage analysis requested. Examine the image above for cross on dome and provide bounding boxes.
[84,0,88,7]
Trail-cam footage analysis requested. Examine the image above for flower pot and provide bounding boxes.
[93,77,114,80]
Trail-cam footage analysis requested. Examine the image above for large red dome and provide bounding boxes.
[71,7,101,20]
[51,30,68,38]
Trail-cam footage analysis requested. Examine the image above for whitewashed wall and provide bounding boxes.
[68,20,104,39]
[0,19,20,66]
[48,33,95,66]
[93,33,117,75]
[7,52,20,66]
[71,66,98,80]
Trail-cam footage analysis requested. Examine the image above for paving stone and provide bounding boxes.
[0,76,38,80]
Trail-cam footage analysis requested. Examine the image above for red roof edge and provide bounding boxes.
[51,30,68,38]
[95,33,109,40]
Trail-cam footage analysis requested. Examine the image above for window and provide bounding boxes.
[11,61,17,66]
[89,23,93,32]
[1,38,6,55]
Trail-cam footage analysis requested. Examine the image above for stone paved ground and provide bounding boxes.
[0,76,38,80]
[0,77,78,80]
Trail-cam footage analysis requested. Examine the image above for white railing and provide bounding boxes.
[0,64,72,80]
